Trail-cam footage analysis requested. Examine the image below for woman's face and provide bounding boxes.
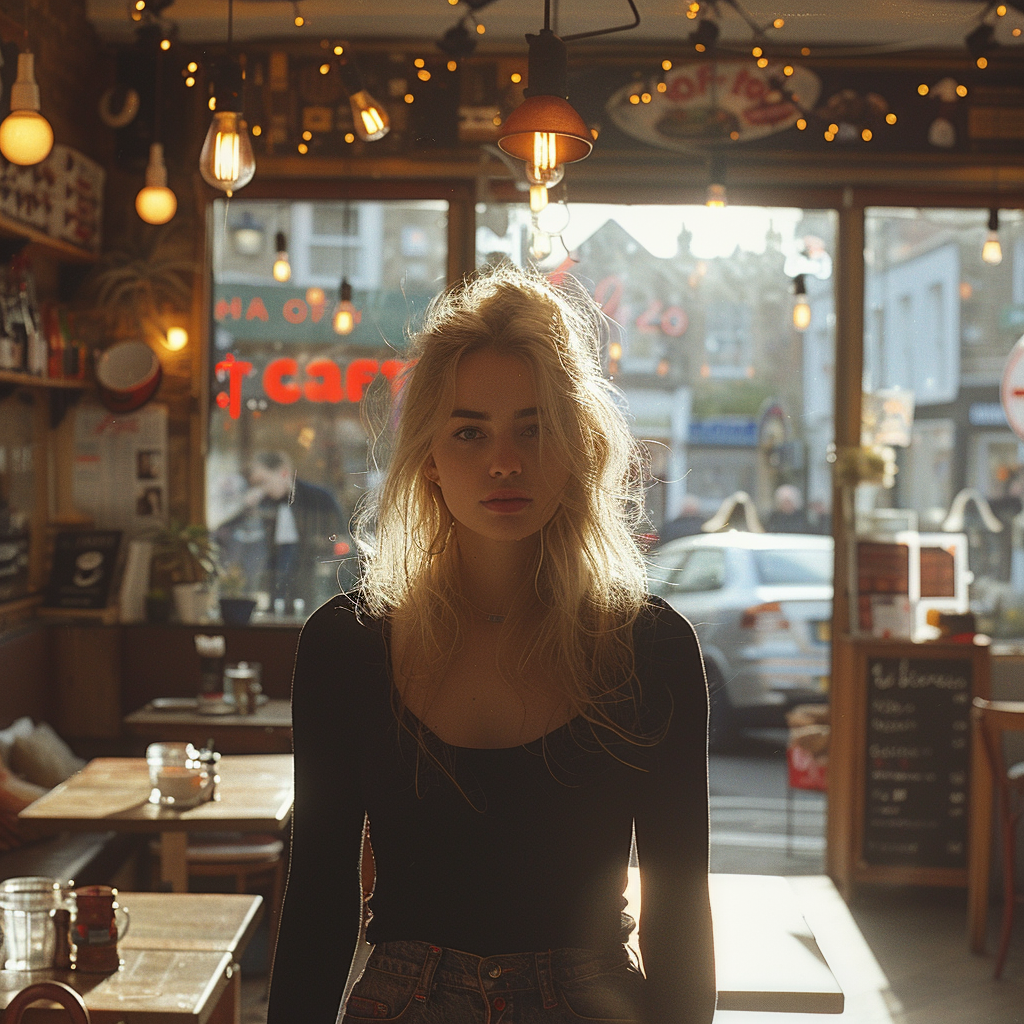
[424,349,570,546]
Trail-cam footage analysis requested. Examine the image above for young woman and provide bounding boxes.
[266,262,715,1024]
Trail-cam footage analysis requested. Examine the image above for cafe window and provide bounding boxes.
[864,207,1024,641]
[476,201,838,537]
[206,197,449,620]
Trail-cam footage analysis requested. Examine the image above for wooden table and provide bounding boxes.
[19,755,294,894]
[0,892,262,1024]
[124,699,292,754]
[625,870,844,1013]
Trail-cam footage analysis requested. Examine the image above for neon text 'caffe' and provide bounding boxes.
[214,353,407,419]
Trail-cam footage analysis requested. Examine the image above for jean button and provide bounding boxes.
[488,964,502,978]
[494,997,506,1010]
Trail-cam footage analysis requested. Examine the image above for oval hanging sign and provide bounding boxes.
[1000,334,1024,441]
[606,61,822,152]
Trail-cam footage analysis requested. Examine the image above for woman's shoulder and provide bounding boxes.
[297,591,387,658]
[633,596,707,711]
[635,594,701,652]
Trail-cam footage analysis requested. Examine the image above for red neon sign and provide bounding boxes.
[216,354,407,419]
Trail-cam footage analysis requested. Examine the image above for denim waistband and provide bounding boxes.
[367,939,632,1007]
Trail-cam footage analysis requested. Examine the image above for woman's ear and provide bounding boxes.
[423,455,440,484]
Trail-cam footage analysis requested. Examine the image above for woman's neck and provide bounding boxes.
[453,530,538,620]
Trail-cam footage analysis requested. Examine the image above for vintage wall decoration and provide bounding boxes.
[605,60,821,151]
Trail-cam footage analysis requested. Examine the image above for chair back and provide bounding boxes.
[5,982,90,1024]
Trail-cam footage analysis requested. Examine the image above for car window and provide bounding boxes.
[650,548,726,595]
[752,548,832,585]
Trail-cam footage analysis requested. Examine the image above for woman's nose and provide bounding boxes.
[489,438,522,477]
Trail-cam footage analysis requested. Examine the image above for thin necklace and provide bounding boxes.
[461,594,506,624]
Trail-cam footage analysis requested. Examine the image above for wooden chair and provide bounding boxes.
[5,982,90,1024]
[971,697,1024,979]
[149,832,286,967]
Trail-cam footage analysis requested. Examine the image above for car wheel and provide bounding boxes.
[705,666,737,753]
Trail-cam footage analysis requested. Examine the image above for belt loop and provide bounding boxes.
[414,944,443,1003]
[535,950,558,1009]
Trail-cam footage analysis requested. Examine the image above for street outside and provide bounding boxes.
[710,729,826,876]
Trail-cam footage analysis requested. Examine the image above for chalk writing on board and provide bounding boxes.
[863,655,971,869]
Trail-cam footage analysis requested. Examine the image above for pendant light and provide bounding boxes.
[0,40,54,166]
[982,208,1002,265]
[272,230,291,282]
[339,59,389,142]
[135,47,177,224]
[497,0,638,187]
[332,278,358,335]
[199,0,256,197]
[792,274,811,331]
[705,155,727,207]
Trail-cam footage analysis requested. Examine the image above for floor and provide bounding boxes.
[238,734,1024,1023]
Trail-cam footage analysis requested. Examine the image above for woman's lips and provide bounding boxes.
[481,498,533,513]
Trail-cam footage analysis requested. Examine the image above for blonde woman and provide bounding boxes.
[267,263,715,1024]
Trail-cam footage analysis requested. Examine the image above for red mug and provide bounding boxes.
[71,885,130,973]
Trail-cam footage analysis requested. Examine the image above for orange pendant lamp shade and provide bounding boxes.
[497,29,592,175]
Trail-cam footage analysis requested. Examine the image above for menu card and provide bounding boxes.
[862,655,972,870]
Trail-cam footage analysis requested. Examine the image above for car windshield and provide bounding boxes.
[752,548,832,585]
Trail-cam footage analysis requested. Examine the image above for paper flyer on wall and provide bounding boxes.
[72,403,169,531]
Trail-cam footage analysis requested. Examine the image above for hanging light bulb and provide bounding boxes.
[332,278,359,335]
[529,184,549,213]
[498,28,592,185]
[792,274,811,331]
[199,1,255,196]
[982,207,1002,265]
[0,53,54,166]
[272,231,291,281]
[705,155,727,207]
[339,60,390,142]
[135,143,177,224]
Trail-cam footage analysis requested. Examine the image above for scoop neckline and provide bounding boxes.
[402,705,580,752]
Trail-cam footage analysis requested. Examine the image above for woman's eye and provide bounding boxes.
[522,423,541,438]
[454,426,483,441]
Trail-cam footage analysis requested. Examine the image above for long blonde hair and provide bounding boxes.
[354,261,652,742]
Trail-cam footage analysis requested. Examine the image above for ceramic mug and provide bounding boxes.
[71,885,130,973]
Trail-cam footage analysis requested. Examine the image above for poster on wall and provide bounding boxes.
[72,403,169,531]
[43,529,122,609]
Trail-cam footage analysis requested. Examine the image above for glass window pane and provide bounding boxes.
[865,207,1024,640]
[206,198,449,621]
[753,548,833,585]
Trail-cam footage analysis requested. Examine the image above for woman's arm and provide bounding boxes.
[266,598,368,1024]
[633,602,717,1024]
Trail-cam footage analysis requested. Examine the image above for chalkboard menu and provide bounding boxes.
[862,655,972,869]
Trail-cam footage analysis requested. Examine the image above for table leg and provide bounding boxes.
[160,831,190,893]
[967,716,993,953]
[207,963,241,1024]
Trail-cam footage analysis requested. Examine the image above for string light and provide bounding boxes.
[272,232,291,281]
[792,275,811,331]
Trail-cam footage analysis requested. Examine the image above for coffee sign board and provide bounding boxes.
[862,655,972,870]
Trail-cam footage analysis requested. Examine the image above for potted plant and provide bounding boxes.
[148,521,219,624]
[217,563,257,626]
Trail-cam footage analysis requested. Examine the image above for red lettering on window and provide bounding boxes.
[346,358,379,403]
[379,359,404,381]
[264,358,302,403]
[593,276,624,321]
[245,296,269,322]
[214,353,253,420]
[214,297,242,321]
[304,358,344,403]
[282,298,308,324]
[636,299,664,334]
[661,306,689,337]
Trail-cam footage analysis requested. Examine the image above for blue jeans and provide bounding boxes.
[342,940,644,1023]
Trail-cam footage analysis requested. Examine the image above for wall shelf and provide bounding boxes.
[0,369,88,390]
[0,211,99,265]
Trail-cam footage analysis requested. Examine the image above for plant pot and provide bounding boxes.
[219,596,256,626]
[172,581,216,624]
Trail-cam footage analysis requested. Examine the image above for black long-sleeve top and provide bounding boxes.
[266,594,715,1024]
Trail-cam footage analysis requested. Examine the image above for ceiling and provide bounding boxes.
[85,0,1021,55]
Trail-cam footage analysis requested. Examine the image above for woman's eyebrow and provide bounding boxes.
[449,407,539,420]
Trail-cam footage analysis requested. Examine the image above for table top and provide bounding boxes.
[125,698,292,730]
[0,893,262,1024]
[120,892,263,954]
[19,754,294,836]
[624,870,844,1014]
